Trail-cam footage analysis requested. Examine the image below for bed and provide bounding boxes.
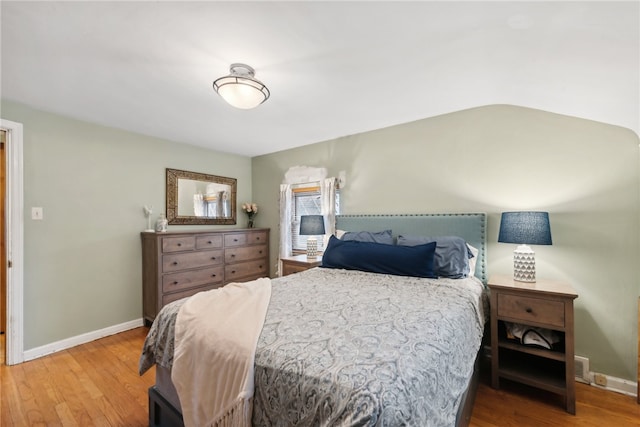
[140,213,488,427]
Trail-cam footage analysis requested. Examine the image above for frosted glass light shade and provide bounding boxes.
[213,64,270,109]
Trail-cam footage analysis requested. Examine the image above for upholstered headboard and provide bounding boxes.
[335,213,487,284]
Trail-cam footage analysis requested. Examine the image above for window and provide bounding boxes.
[291,185,340,253]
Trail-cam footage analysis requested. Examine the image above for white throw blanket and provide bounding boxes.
[171,278,272,427]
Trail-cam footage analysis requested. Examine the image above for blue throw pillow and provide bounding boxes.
[341,229,394,245]
[322,235,437,278]
[397,235,471,279]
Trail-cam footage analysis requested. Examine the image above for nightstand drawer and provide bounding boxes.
[283,263,311,276]
[498,294,565,328]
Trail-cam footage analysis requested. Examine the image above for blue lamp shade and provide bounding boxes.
[300,215,325,258]
[299,215,326,236]
[498,212,552,246]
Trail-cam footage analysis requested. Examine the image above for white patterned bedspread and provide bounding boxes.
[140,267,487,427]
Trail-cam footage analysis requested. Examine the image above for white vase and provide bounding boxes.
[155,214,168,232]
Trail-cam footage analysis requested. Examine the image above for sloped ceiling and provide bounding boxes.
[1,1,638,157]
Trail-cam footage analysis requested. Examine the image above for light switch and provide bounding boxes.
[32,207,43,220]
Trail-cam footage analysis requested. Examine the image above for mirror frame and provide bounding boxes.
[166,168,237,225]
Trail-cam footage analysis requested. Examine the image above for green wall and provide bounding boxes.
[3,100,638,383]
[252,104,640,382]
[1,100,253,350]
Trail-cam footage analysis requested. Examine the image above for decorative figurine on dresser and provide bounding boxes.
[141,228,269,326]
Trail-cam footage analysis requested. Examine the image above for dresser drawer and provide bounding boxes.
[162,236,196,253]
[196,235,223,250]
[225,233,248,247]
[161,283,224,306]
[162,249,223,273]
[247,231,268,245]
[225,245,267,263]
[225,259,268,281]
[162,266,224,293]
[498,293,565,328]
[225,231,268,247]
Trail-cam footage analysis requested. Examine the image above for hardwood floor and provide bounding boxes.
[1,328,155,426]
[1,327,638,426]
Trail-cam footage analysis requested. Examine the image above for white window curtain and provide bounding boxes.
[320,177,337,237]
[277,184,293,276]
[279,167,339,276]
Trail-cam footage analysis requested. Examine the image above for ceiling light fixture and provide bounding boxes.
[213,63,270,109]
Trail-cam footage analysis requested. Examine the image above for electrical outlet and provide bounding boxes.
[594,373,607,387]
[574,355,590,383]
[31,207,44,220]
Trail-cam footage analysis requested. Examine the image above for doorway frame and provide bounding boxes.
[0,119,24,365]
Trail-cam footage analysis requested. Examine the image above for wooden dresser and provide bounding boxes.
[141,228,269,325]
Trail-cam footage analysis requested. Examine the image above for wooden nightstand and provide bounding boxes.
[281,254,322,276]
[488,274,578,414]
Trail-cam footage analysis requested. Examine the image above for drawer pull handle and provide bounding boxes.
[172,261,178,265]
[259,250,263,254]
[211,257,216,260]
[231,254,235,257]
[256,237,260,240]
[173,281,178,285]
[211,274,216,277]
[234,239,238,242]
[177,243,182,247]
[259,265,263,268]
[231,270,236,274]
[525,307,533,313]
[208,241,213,244]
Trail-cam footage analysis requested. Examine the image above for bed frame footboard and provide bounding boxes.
[149,386,184,427]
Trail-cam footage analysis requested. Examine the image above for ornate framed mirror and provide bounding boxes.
[166,168,237,225]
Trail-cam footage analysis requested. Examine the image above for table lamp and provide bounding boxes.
[299,215,325,258]
[498,211,552,282]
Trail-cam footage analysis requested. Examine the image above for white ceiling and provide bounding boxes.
[1,1,638,157]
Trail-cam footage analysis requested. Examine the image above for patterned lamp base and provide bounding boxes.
[513,245,536,282]
[306,237,318,258]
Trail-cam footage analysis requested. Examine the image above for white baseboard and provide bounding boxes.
[23,318,144,362]
[586,372,638,398]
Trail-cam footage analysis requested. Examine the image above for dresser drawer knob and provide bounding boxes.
[256,237,260,240]
[211,274,216,277]
[211,257,216,260]
[208,240,213,244]
[231,270,236,274]
[172,261,178,265]
[234,238,238,242]
[177,243,182,247]
[259,250,263,254]
[525,307,533,313]
[231,254,235,257]
[173,281,178,285]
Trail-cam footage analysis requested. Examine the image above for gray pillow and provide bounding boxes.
[341,229,394,245]
[397,235,470,279]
